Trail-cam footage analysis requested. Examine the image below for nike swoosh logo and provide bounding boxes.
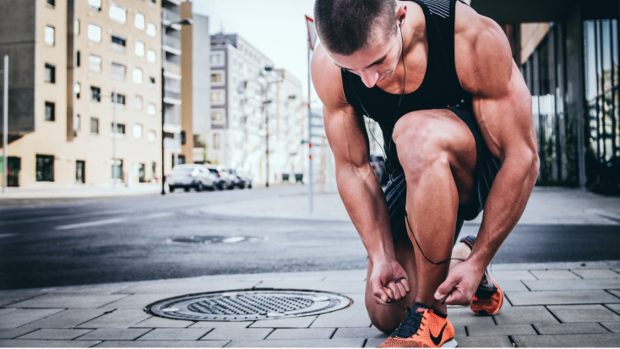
[430,323,447,346]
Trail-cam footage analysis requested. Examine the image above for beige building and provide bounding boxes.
[0,0,179,188]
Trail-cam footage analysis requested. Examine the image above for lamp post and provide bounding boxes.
[1,56,7,193]
[160,16,192,196]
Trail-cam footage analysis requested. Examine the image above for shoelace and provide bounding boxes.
[391,308,426,338]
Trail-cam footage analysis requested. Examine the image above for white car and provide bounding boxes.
[167,164,216,192]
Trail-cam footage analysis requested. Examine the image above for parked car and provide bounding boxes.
[229,168,252,189]
[208,165,234,190]
[167,164,216,192]
[370,155,389,186]
[206,166,225,190]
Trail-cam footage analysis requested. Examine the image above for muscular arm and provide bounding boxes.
[312,44,410,304]
[437,3,539,303]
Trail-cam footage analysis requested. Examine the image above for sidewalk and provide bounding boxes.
[1,263,620,347]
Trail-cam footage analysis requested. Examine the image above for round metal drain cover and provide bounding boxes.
[147,289,352,321]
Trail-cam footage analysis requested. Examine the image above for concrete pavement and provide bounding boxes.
[1,263,620,347]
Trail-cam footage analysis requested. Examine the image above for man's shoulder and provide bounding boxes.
[311,44,350,111]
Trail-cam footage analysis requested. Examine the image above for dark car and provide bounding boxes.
[167,165,216,192]
[370,155,389,186]
[228,169,252,189]
[207,167,225,190]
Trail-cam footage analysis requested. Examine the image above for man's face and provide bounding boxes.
[327,26,401,88]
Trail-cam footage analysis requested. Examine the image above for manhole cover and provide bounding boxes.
[166,235,267,244]
[147,289,352,321]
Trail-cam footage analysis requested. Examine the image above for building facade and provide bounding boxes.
[0,0,164,187]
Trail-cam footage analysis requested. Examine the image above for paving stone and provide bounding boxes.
[506,290,620,305]
[249,316,316,328]
[74,328,152,341]
[601,322,620,333]
[533,322,609,334]
[491,270,536,281]
[548,305,620,322]
[365,338,388,348]
[267,328,335,340]
[0,328,38,339]
[466,324,537,336]
[605,303,620,313]
[523,278,620,291]
[0,309,13,316]
[311,310,372,328]
[101,294,179,309]
[0,308,64,328]
[77,309,151,328]
[0,339,100,347]
[17,329,93,340]
[513,333,620,347]
[9,294,127,309]
[572,269,620,279]
[202,328,271,340]
[131,316,194,328]
[22,309,111,329]
[256,280,366,294]
[446,307,496,327]
[333,327,387,339]
[190,321,253,329]
[493,306,559,325]
[530,270,580,279]
[609,290,620,299]
[44,284,129,295]
[116,281,257,294]
[94,340,228,347]
[454,336,514,348]
[226,338,365,347]
[495,279,530,292]
[137,328,211,341]
[0,292,44,307]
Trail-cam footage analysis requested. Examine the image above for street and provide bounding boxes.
[1,185,619,290]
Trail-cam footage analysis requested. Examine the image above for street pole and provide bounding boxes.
[161,66,166,195]
[112,88,117,190]
[2,55,8,193]
[266,108,269,188]
[307,42,313,215]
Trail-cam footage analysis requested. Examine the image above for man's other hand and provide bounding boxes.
[370,260,411,305]
[434,260,484,305]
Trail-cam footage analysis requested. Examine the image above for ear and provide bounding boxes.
[396,4,407,25]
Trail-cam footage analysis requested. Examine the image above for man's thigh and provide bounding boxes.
[392,108,477,203]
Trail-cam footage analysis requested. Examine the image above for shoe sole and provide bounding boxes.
[475,267,504,316]
[441,338,458,348]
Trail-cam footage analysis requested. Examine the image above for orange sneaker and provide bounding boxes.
[379,303,457,348]
[460,235,504,316]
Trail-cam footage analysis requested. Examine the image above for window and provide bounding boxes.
[88,0,101,11]
[88,24,101,42]
[111,159,123,180]
[148,131,156,142]
[90,117,99,134]
[134,96,143,110]
[75,19,80,35]
[147,103,156,115]
[211,90,225,104]
[213,133,220,149]
[44,63,55,83]
[149,76,155,85]
[44,26,55,46]
[135,13,145,30]
[88,55,101,72]
[76,51,80,67]
[135,41,145,56]
[146,23,156,37]
[111,62,126,80]
[132,68,143,84]
[211,110,224,123]
[90,86,101,102]
[74,83,81,99]
[47,0,55,8]
[111,123,126,135]
[74,114,81,136]
[211,71,224,85]
[109,3,127,24]
[147,50,156,63]
[36,155,55,182]
[45,102,55,121]
[111,92,126,106]
[210,52,224,65]
[111,34,126,51]
[133,124,143,139]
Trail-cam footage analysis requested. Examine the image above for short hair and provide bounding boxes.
[314,0,397,56]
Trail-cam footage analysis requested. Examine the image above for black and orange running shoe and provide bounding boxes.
[460,235,504,316]
[379,303,457,348]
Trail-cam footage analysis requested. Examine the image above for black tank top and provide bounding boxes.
[341,0,472,174]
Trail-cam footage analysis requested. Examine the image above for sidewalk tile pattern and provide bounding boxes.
[2,267,620,347]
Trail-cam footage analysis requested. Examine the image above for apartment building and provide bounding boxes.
[0,0,164,187]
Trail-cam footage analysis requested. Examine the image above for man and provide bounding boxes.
[311,0,539,347]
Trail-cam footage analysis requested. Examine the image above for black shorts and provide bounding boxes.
[384,108,501,243]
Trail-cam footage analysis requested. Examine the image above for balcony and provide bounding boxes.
[164,138,181,152]
[164,36,181,51]
[164,61,181,76]
[165,90,181,101]
[162,8,180,25]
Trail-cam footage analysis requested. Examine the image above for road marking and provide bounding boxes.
[54,212,175,230]
[0,233,19,238]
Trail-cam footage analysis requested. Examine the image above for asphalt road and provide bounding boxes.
[1,186,619,290]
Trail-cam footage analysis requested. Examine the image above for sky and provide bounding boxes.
[192,0,318,96]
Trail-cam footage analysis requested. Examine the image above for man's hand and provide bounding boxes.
[369,260,411,305]
[434,260,485,305]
